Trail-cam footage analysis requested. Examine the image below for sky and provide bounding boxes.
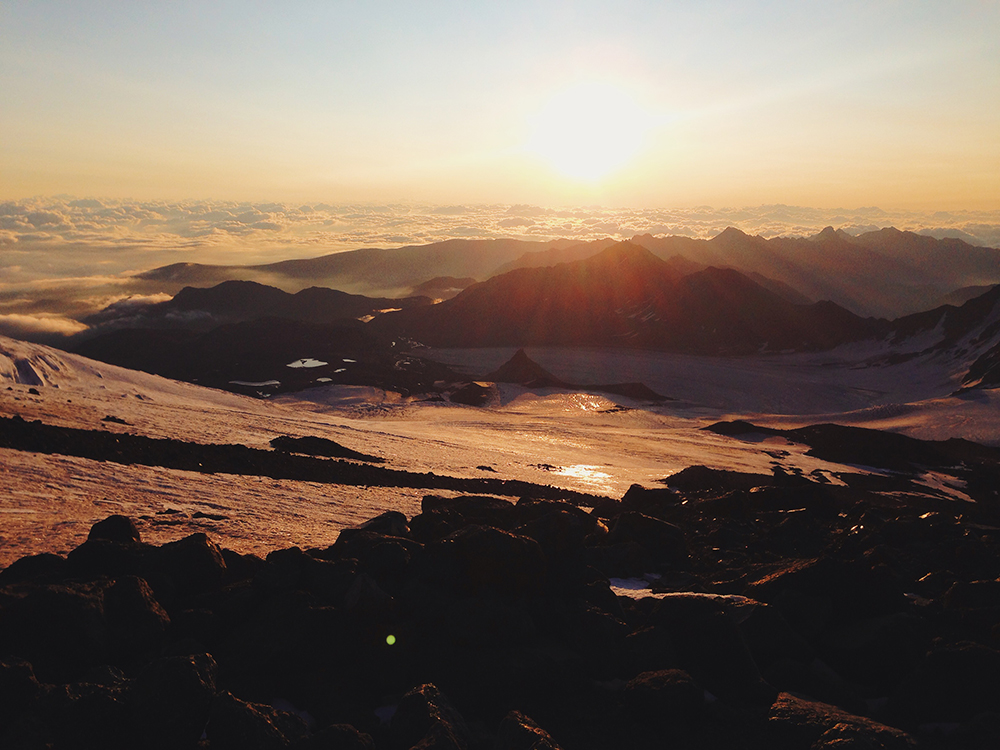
[2,1,999,209]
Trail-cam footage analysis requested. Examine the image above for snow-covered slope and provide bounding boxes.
[3,334,999,568]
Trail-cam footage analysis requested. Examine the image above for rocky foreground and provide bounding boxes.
[3,460,1000,749]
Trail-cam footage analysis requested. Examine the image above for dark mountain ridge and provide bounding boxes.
[80,280,432,335]
[372,242,882,354]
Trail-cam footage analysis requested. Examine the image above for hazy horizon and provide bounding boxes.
[3,1,999,209]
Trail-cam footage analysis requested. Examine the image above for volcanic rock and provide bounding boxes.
[496,710,564,750]
[388,683,472,750]
[127,653,218,749]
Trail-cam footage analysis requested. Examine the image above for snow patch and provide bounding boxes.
[287,358,328,369]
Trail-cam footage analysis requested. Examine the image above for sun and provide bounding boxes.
[524,81,654,183]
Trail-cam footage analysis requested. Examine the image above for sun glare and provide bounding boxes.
[525,82,654,183]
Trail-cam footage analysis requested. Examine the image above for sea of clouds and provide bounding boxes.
[3,197,999,341]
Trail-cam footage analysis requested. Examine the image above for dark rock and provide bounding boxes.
[618,484,682,521]
[449,382,493,406]
[767,692,915,749]
[128,653,218,749]
[66,537,147,580]
[88,514,142,544]
[352,510,410,537]
[665,465,773,493]
[746,556,907,630]
[943,578,1000,610]
[292,723,376,750]
[0,582,109,684]
[207,691,310,750]
[645,594,775,708]
[606,511,686,563]
[496,710,564,750]
[886,641,1000,727]
[622,669,703,727]
[443,596,536,648]
[425,525,547,599]
[257,547,357,604]
[0,552,68,585]
[0,658,44,729]
[270,434,383,462]
[514,508,591,566]
[343,573,394,620]
[389,683,472,750]
[421,495,515,526]
[45,680,131,750]
[147,532,228,600]
[737,601,814,674]
[819,613,928,690]
[102,575,170,664]
[326,531,417,594]
[623,626,679,676]
[762,658,867,716]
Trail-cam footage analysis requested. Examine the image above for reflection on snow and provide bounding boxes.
[553,464,613,491]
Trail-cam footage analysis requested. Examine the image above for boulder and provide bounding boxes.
[147,532,228,600]
[0,552,68,585]
[88,514,143,544]
[426,525,546,598]
[618,484,683,521]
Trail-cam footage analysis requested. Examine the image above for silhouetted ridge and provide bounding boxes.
[373,242,879,354]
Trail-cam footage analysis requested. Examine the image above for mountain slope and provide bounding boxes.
[80,280,432,336]
[373,242,880,354]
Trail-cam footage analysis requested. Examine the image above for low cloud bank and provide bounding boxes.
[0,313,88,341]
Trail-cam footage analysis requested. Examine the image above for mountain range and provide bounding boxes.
[370,242,881,354]
[70,236,1000,399]
[134,227,1000,318]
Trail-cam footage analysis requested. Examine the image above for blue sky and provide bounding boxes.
[2,1,998,208]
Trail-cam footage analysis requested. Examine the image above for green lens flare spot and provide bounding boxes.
[386,634,396,646]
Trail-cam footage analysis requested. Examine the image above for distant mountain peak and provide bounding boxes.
[485,348,569,388]
[588,240,661,265]
[812,226,840,241]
